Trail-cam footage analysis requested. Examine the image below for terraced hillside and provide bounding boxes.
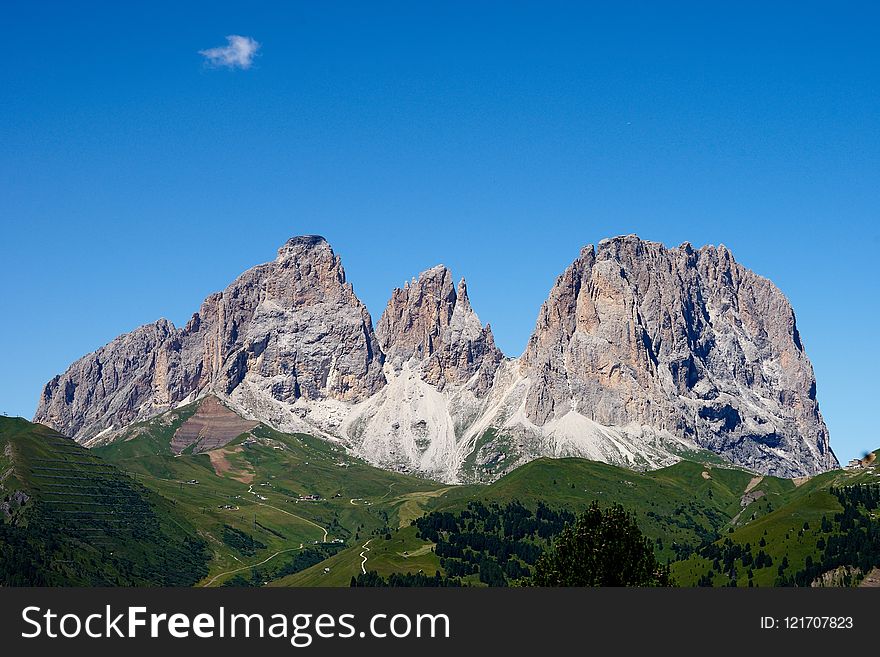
[0,417,209,585]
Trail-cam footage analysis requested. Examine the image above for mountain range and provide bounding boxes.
[33,234,837,482]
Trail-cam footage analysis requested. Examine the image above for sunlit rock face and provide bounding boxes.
[35,234,836,482]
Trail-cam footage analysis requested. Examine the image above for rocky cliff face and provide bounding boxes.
[34,234,836,481]
[376,266,502,395]
[35,236,385,440]
[341,266,504,481]
[36,319,176,438]
[516,236,835,476]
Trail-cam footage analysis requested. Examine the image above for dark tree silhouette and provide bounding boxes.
[531,501,673,587]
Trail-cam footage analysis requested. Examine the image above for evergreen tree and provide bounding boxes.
[531,502,673,587]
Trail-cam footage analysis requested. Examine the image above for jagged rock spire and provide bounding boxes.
[376,266,503,394]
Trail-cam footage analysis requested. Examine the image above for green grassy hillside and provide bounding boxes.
[273,457,766,586]
[90,397,449,586]
[434,458,758,562]
[7,397,877,588]
[273,453,880,587]
[672,462,880,586]
[0,416,209,585]
[271,525,442,587]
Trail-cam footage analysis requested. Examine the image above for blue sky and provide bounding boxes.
[1,1,877,463]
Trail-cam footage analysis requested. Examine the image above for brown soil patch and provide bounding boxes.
[701,471,712,480]
[792,476,812,487]
[172,396,258,454]
[207,446,254,484]
[744,476,764,494]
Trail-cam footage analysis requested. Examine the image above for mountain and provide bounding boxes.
[36,235,385,441]
[513,236,835,477]
[34,234,836,482]
[0,416,209,585]
[342,265,504,481]
[376,265,503,395]
[7,399,866,587]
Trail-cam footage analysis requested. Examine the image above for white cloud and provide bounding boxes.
[199,35,260,69]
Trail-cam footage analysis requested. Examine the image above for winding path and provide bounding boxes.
[378,482,397,501]
[359,539,373,575]
[201,547,302,587]
[202,493,330,586]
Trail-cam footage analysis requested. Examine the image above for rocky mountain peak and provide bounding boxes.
[455,278,473,310]
[33,233,836,481]
[276,234,330,259]
[35,235,386,441]
[36,318,179,438]
[520,234,835,476]
[377,266,503,394]
[376,265,456,365]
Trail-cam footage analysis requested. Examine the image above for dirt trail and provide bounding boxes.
[252,498,328,542]
[400,543,434,558]
[243,482,328,540]
[201,548,302,587]
[359,539,373,575]
[201,483,331,586]
[377,482,397,501]
[731,476,767,526]
[395,487,455,528]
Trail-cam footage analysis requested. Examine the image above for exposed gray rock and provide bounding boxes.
[34,234,836,481]
[341,265,505,482]
[1,490,30,520]
[376,265,502,395]
[518,235,836,476]
[36,319,175,439]
[34,236,385,441]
